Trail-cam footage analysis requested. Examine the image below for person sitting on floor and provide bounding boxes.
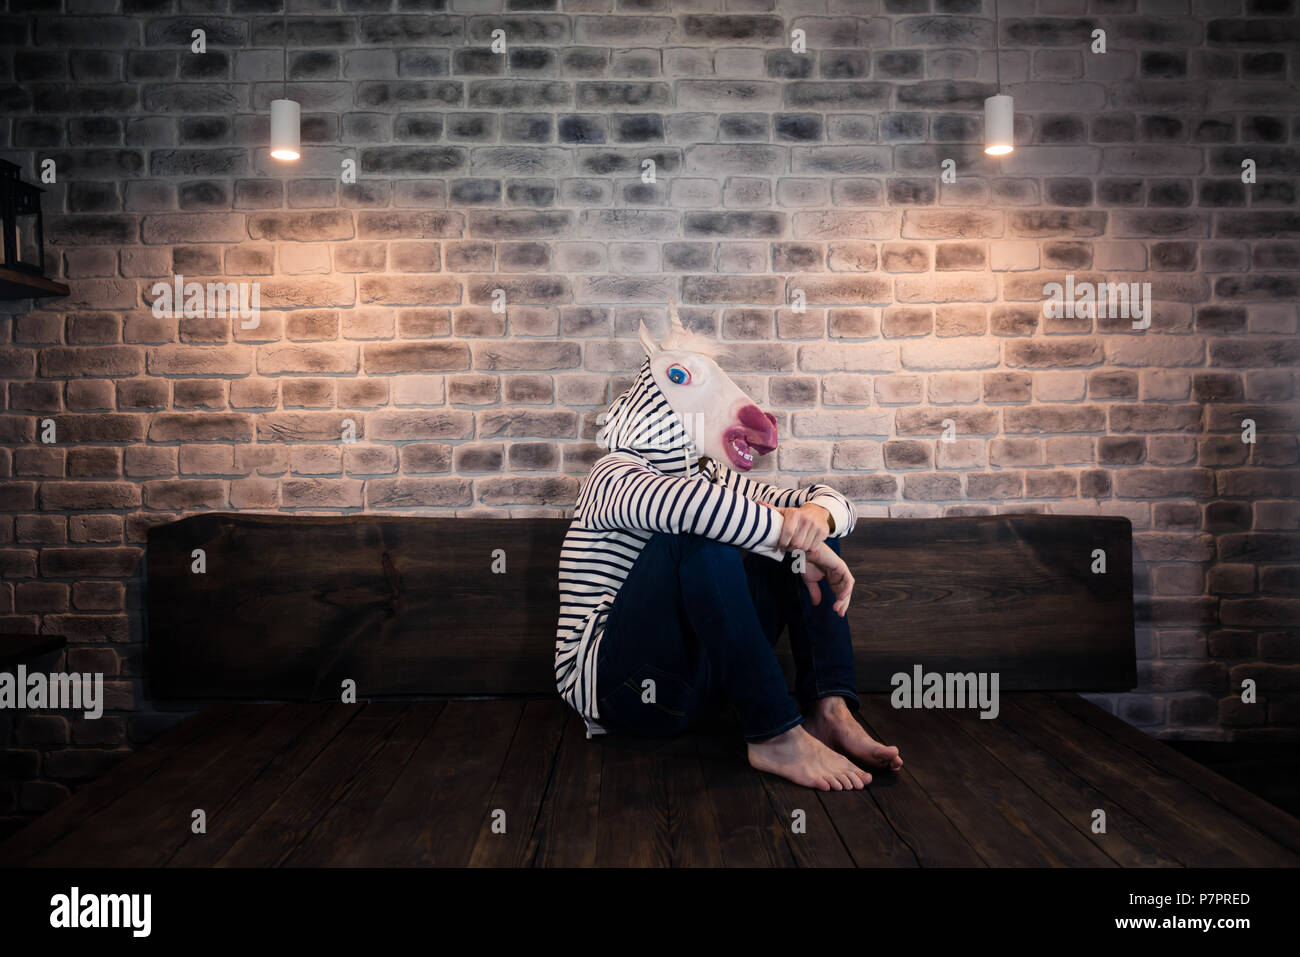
[554,303,903,791]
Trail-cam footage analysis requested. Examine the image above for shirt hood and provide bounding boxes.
[596,356,700,478]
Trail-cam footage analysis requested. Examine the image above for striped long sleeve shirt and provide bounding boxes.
[554,358,856,737]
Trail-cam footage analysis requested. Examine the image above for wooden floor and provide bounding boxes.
[3,693,1298,867]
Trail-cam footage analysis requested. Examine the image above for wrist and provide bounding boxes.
[804,502,834,534]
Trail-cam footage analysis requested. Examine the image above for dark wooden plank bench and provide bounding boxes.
[2,513,1297,867]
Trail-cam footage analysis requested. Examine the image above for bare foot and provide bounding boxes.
[804,697,903,772]
[747,724,872,791]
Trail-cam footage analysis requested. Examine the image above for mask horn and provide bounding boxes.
[637,319,659,355]
[668,299,687,337]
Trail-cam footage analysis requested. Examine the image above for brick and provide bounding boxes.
[357,277,461,307]
[883,306,935,340]
[41,348,143,377]
[39,481,140,512]
[147,346,251,377]
[785,82,891,110]
[881,244,931,273]
[799,343,897,374]
[900,471,962,501]
[1004,405,1107,434]
[148,413,252,443]
[928,370,982,404]
[362,477,471,509]
[575,82,670,109]
[1006,339,1103,368]
[680,82,780,112]
[477,476,580,507]
[37,546,141,578]
[787,276,890,306]
[479,411,577,440]
[894,405,993,434]
[902,210,1003,239]
[896,336,1001,371]
[896,275,997,303]
[883,439,932,471]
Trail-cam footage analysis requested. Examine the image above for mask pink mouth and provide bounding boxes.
[723,423,777,471]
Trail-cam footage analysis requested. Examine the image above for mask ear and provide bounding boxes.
[637,319,659,356]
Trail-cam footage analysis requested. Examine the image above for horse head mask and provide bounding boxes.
[597,302,779,474]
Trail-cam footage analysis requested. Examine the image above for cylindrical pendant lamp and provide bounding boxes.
[270,98,300,161]
[984,94,1014,155]
[270,7,299,162]
[984,0,1014,156]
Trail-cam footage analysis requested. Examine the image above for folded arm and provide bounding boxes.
[576,453,788,560]
[718,469,857,538]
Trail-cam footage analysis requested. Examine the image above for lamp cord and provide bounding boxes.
[994,0,1001,92]
[282,3,288,98]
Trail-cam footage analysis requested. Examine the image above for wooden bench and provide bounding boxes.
[3,513,1298,867]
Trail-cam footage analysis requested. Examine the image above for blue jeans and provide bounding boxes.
[594,532,860,743]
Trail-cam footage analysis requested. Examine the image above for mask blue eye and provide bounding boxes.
[667,365,691,386]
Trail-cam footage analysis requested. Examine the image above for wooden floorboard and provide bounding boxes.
[285,702,445,867]
[694,718,796,868]
[860,698,1116,866]
[23,705,287,868]
[468,699,567,867]
[819,792,912,867]
[943,700,1184,867]
[168,702,371,867]
[122,703,339,867]
[216,703,412,867]
[661,724,727,867]
[850,697,984,867]
[5,695,1298,868]
[0,703,243,866]
[339,699,522,866]
[697,708,860,868]
[999,695,1300,867]
[1049,692,1300,857]
[591,718,730,867]
[761,772,856,867]
[594,732,673,867]
[527,712,601,867]
[999,695,1255,867]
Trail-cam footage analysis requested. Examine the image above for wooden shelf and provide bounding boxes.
[0,266,68,301]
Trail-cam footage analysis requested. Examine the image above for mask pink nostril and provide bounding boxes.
[737,404,779,451]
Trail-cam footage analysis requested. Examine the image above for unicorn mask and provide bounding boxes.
[597,303,779,474]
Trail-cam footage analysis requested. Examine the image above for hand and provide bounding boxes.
[759,501,831,553]
[800,539,854,618]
